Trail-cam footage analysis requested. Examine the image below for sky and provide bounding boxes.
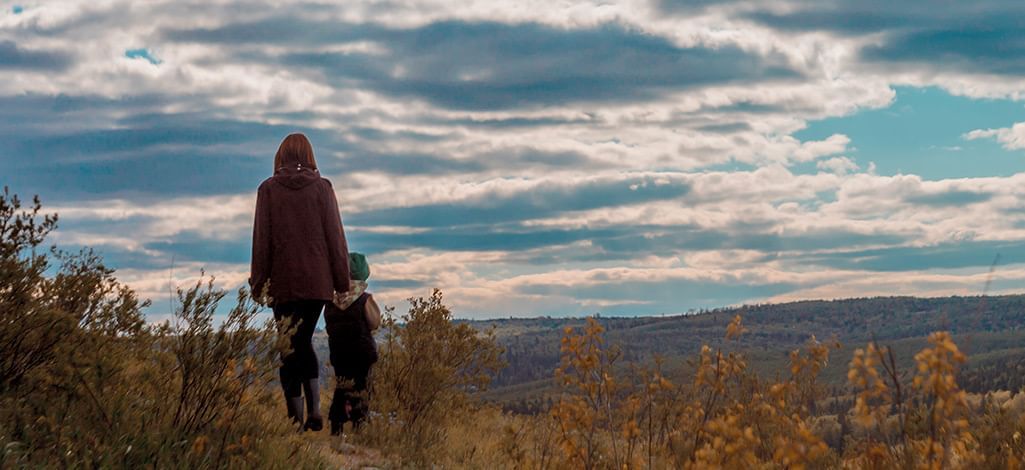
[3,0,1025,320]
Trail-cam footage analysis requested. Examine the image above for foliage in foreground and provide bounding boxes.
[354,289,506,466]
[0,189,322,468]
[488,316,1025,469]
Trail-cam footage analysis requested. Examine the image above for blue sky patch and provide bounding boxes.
[124,48,162,65]
[796,87,1025,179]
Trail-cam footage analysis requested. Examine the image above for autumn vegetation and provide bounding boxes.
[0,188,319,468]
[4,189,1025,468]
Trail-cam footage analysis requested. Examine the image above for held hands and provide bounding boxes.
[333,280,368,310]
[332,282,380,330]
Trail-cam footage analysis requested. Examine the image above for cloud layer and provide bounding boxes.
[3,0,1025,318]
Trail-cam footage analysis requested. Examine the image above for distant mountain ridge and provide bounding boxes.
[464,294,1025,409]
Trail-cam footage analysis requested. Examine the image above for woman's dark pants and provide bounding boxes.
[272,300,325,397]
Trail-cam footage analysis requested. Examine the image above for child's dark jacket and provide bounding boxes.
[324,293,378,378]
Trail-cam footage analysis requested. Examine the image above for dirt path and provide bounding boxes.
[306,433,390,469]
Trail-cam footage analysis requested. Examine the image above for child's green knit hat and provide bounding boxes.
[349,252,370,282]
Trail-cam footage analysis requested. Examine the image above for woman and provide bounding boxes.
[250,133,351,432]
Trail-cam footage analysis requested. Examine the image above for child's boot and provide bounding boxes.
[328,385,349,436]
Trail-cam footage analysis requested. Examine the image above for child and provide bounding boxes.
[324,252,380,436]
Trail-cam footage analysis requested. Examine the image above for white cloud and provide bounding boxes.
[816,156,858,175]
[964,122,1025,150]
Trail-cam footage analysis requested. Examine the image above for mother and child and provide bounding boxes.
[249,133,381,435]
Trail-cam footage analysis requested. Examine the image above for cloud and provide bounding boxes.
[860,17,1025,76]
[743,3,926,35]
[5,0,1025,318]
[799,240,1015,272]
[760,268,1025,305]
[517,275,798,314]
[817,156,858,175]
[653,0,732,14]
[0,93,607,201]
[965,122,1025,150]
[346,174,691,227]
[738,0,1025,82]
[436,115,593,129]
[167,18,801,110]
[695,122,753,134]
[342,148,599,176]
[143,231,251,265]
[1,103,301,199]
[0,40,71,70]
[904,190,993,207]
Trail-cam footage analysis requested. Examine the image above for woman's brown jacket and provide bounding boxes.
[249,162,350,305]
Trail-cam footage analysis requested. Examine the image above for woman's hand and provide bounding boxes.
[254,293,274,307]
[250,278,274,307]
[332,281,368,310]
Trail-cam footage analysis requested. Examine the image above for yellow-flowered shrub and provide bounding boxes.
[538,314,1021,470]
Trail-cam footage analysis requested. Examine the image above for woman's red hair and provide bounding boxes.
[274,133,318,172]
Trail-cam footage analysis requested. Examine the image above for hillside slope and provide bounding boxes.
[469,295,1025,408]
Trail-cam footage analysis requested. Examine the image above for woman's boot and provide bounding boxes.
[286,396,305,428]
[283,380,304,428]
[303,378,324,431]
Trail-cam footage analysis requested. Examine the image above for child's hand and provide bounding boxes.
[333,281,368,309]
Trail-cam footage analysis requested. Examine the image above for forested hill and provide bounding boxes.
[470,295,1025,409]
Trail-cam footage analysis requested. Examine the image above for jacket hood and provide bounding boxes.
[272,166,320,189]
